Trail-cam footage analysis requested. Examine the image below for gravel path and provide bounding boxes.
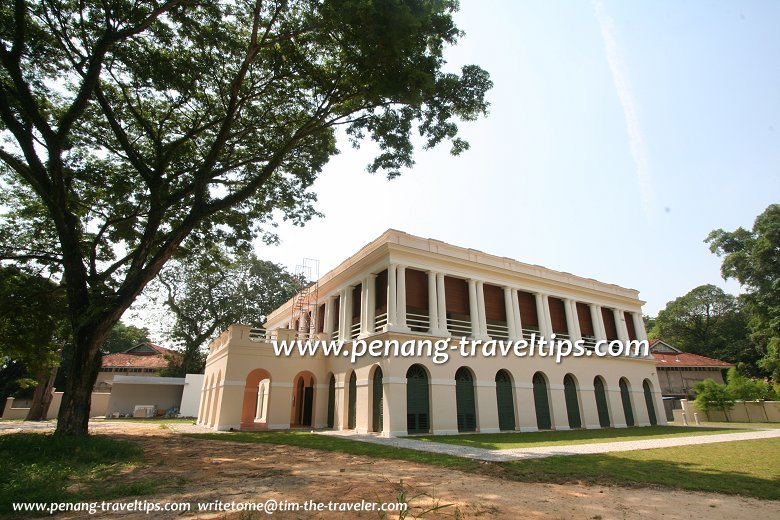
[318,428,780,461]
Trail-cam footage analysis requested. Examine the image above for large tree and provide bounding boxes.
[707,204,780,381]
[650,284,759,374]
[150,247,303,376]
[0,1,491,435]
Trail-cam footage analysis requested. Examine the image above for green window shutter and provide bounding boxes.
[327,375,335,428]
[406,365,430,434]
[372,368,383,432]
[564,375,582,429]
[620,379,635,427]
[495,370,515,431]
[533,373,552,430]
[455,367,477,432]
[643,380,657,425]
[348,372,357,429]
[594,377,611,428]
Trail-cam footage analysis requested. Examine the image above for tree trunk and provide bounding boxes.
[25,368,57,421]
[54,334,104,436]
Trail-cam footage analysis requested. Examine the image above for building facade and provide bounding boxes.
[199,230,666,435]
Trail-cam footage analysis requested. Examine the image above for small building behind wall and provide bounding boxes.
[106,376,185,417]
[199,229,666,435]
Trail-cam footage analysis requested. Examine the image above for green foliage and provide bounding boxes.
[707,204,780,381]
[0,0,491,434]
[725,367,778,401]
[692,379,735,420]
[0,266,68,375]
[150,247,303,376]
[650,284,759,373]
[102,322,152,354]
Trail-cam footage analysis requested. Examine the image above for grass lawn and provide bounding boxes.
[415,425,746,450]
[498,438,780,500]
[0,433,164,516]
[92,418,197,424]
[187,431,780,500]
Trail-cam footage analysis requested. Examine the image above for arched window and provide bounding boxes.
[533,372,551,430]
[619,378,635,427]
[563,374,582,429]
[347,372,357,429]
[455,367,476,432]
[406,364,430,434]
[643,380,657,426]
[594,376,610,428]
[495,370,515,431]
[372,367,384,432]
[327,374,336,428]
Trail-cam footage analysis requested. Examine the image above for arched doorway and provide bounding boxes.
[241,369,271,428]
[643,380,658,426]
[372,367,384,433]
[563,374,582,429]
[594,376,611,427]
[455,367,477,432]
[533,372,552,430]
[347,371,357,429]
[619,377,635,426]
[292,372,315,427]
[327,374,336,428]
[495,370,515,431]
[406,364,430,434]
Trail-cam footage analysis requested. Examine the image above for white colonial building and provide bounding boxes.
[198,230,665,435]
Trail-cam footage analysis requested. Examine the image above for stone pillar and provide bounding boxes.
[384,376,407,437]
[397,265,409,332]
[363,274,376,335]
[476,380,500,433]
[427,271,440,335]
[614,308,629,343]
[387,264,397,330]
[355,377,371,434]
[578,384,601,429]
[565,299,581,342]
[515,383,538,432]
[430,379,458,435]
[468,279,480,338]
[633,387,651,426]
[590,304,606,341]
[504,287,517,339]
[511,289,523,339]
[324,295,336,337]
[633,312,648,341]
[607,383,628,428]
[549,383,570,430]
[436,273,448,335]
[343,287,353,340]
[476,281,489,340]
[536,293,551,338]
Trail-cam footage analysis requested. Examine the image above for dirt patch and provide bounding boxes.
[8,422,780,519]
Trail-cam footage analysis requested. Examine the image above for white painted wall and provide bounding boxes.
[179,373,204,417]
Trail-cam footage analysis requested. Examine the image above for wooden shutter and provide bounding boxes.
[643,381,657,426]
[444,276,469,315]
[483,284,506,321]
[533,373,551,430]
[517,291,539,328]
[594,377,611,427]
[577,302,594,336]
[455,368,476,432]
[548,297,568,334]
[619,379,635,426]
[495,370,516,431]
[624,312,637,340]
[372,368,383,432]
[405,268,428,312]
[406,365,429,434]
[602,308,618,340]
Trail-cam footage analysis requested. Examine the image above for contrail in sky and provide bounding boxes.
[593,0,655,218]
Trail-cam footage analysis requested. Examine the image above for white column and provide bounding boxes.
[436,273,448,335]
[613,308,629,342]
[590,304,606,341]
[365,274,376,334]
[535,293,550,338]
[476,281,489,340]
[387,264,397,330]
[324,295,336,337]
[504,287,517,338]
[396,265,409,332]
[360,280,368,334]
[565,299,581,342]
[343,286,354,340]
[427,271,439,335]
[511,289,523,339]
[468,279,480,338]
[633,312,648,341]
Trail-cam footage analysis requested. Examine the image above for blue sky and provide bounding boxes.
[253,0,779,317]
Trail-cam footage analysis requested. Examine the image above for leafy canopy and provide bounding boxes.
[707,204,780,381]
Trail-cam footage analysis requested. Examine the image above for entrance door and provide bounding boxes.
[495,370,515,431]
[348,372,357,429]
[533,372,552,430]
[620,378,635,426]
[302,387,313,426]
[372,367,383,432]
[455,367,476,432]
[406,365,430,434]
[643,380,658,426]
[594,377,611,427]
[564,374,582,429]
[327,375,335,428]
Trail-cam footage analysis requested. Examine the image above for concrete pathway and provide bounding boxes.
[317,428,780,462]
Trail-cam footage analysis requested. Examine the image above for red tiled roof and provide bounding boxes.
[652,351,734,368]
[102,343,179,369]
